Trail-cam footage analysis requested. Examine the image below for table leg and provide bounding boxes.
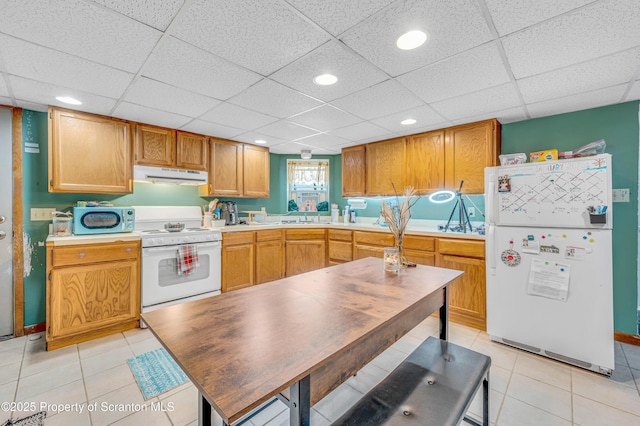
[289,375,310,426]
[199,392,213,426]
[439,285,449,341]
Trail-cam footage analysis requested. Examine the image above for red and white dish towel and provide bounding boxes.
[177,245,199,275]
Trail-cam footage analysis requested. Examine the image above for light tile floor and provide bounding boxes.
[1,317,640,425]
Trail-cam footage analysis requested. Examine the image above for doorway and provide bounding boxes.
[0,108,13,337]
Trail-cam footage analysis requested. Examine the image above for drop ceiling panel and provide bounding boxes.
[112,101,191,128]
[169,0,329,75]
[268,143,300,154]
[430,83,521,121]
[371,105,447,133]
[518,47,640,104]
[8,76,117,115]
[527,84,628,119]
[123,77,221,117]
[485,0,597,36]
[200,103,278,131]
[502,0,640,79]
[228,79,323,119]
[270,41,389,102]
[234,132,288,148]
[398,42,511,103]
[294,133,350,148]
[255,120,320,141]
[0,34,134,99]
[332,79,424,120]
[451,106,528,126]
[0,96,10,105]
[142,37,262,101]
[0,0,161,73]
[285,0,395,36]
[180,119,244,139]
[627,80,640,101]
[329,121,395,142]
[90,0,186,31]
[289,105,361,131]
[341,0,492,76]
[0,77,8,97]
[14,100,48,112]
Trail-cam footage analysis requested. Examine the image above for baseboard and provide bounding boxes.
[23,322,46,335]
[614,331,640,346]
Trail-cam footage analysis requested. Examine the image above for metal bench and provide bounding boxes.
[332,337,491,426]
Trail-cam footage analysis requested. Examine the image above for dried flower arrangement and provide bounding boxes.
[380,185,419,265]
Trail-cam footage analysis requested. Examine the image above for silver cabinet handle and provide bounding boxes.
[78,251,86,258]
[0,231,5,240]
[0,215,5,224]
[125,247,132,253]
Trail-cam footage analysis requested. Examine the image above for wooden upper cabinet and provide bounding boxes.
[202,138,243,197]
[444,119,500,194]
[134,124,175,167]
[48,107,133,194]
[342,145,366,197]
[366,137,406,196]
[176,131,209,171]
[406,130,445,195]
[243,144,270,198]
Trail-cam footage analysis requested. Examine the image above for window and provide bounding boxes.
[287,159,329,211]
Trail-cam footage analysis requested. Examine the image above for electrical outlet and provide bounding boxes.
[612,188,630,203]
[467,207,475,218]
[31,208,55,221]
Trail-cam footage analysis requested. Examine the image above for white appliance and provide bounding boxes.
[134,206,222,324]
[133,165,208,185]
[485,154,614,375]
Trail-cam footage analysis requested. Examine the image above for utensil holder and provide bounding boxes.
[589,213,606,224]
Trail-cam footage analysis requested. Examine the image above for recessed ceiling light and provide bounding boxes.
[401,118,417,125]
[254,139,267,145]
[55,96,82,105]
[396,30,428,50]
[313,74,338,86]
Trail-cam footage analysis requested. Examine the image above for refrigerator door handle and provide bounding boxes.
[486,181,495,224]
[486,223,496,275]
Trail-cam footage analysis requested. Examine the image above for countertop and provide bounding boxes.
[211,219,486,240]
[46,232,141,246]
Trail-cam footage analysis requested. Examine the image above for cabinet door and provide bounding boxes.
[366,137,406,196]
[436,254,486,330]
[445,119,499,194]
[256,240,284,284]
[329,240,353,262]
[243,144,270,198]
[176,131,209,171]
[353,244,384,260]
[49,259,139,339]
[222,243,254,292]
[285,240,326,277]
[406,130,445,194]
[342,145,366,197]
[48,107,133,194]
[205,138,243,197]
[403,249,436,266]
[134,124,175,167]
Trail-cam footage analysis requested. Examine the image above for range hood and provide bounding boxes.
[133,165,208,186]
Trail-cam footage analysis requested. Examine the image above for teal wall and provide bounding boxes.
[501,101,640,334]
[21,102,640,333]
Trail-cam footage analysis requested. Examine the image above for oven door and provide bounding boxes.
[141,241,221,309]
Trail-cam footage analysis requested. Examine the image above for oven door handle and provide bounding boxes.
[143,242,221,253]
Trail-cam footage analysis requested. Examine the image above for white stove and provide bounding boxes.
[133,206,222,322]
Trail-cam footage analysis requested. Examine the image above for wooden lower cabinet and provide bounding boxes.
[222,232,255,292]
[285,229,326,277]
[46,240,140,350]
[328,230,353,265]
[255,230,284,284]
[353,231,395,260]
[436,238,486,330]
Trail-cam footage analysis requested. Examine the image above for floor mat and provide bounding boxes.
[127,347,189,400]
[1,411,46,426]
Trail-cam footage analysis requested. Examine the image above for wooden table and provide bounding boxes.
[142,257,463,426]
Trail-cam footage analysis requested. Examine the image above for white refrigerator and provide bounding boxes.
[484,154,614,375]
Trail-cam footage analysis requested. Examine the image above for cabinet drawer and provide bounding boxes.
[256,229,282,242]
[354,231,394,247]
[403,235,435,251]
[329,241,353,262]
[438,238,485,259]
[52,242,138,267]
[328,229,352,242]
[222,231,254,246]
[285,229,326,240]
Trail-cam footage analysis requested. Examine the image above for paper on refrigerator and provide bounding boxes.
[527,259,570,301]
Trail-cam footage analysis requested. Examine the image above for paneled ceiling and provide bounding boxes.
[1,0,639,155]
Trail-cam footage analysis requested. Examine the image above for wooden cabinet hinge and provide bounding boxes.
[49,179,53,187]
[47,326,51,335]
[49,111,52,119]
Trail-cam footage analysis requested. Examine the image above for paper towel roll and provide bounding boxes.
[347,198,367,210]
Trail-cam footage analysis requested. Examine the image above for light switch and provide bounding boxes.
[612,188,630,203]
